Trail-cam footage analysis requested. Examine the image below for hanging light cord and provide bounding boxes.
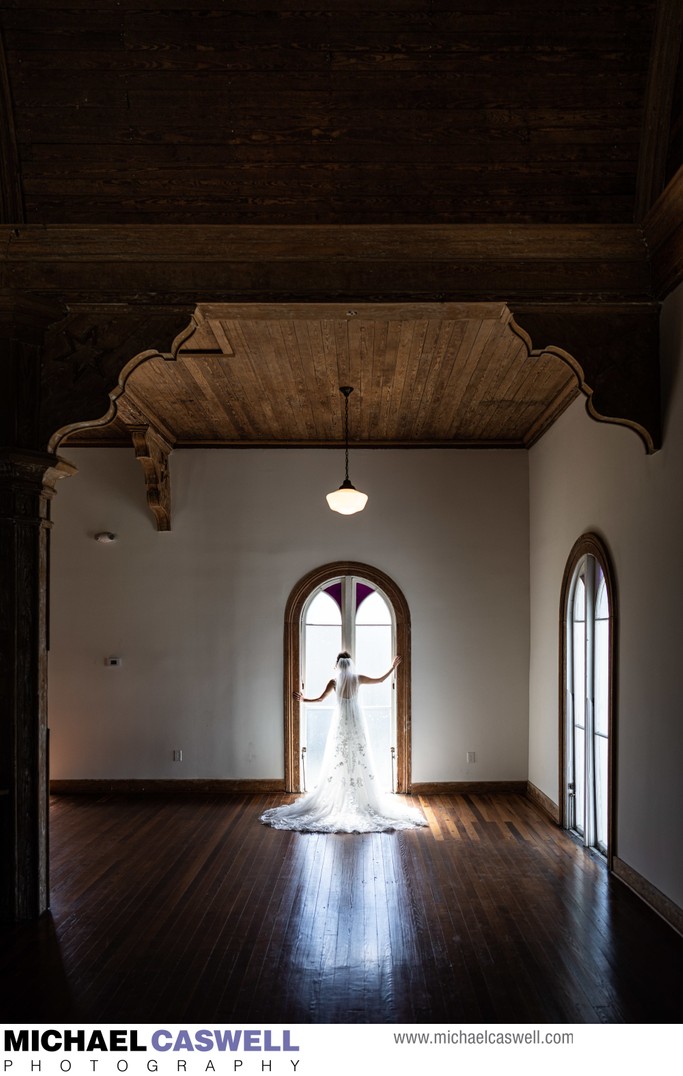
[344,389,350,481]
[338,385,354,484]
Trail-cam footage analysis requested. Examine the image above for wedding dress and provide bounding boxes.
[260,659,428,834]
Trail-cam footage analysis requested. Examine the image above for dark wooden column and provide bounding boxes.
[0,450,74,920]
[0,296,193,919]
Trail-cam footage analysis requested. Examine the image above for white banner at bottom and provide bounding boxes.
[0,1024,675,1076]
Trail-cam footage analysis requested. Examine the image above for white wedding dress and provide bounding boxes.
[260,661,428,834]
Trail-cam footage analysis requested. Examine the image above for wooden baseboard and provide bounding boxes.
[50,779,286,795]
[525,781,561,824]
[612,856,683,938]
[410,780,527,795]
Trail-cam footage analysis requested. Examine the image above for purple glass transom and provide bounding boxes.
[324,581,374,612]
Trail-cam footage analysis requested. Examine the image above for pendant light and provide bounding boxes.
[326,386,368,515]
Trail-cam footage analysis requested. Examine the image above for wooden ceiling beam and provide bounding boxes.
[0,223,652,304]
[634,0,683,223]
[0,28,23,225]
[643,162,683,297]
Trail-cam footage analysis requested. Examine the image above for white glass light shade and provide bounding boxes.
[326,481,368,515]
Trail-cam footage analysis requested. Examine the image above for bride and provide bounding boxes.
[260,652,428,833]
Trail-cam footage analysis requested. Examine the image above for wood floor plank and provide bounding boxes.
[1,792,681,1024]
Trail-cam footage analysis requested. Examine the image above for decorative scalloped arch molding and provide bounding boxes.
[507,303,661,453]
[44,301,662,456]
[45,310,197,454]
[45,310,197,529]
[283,561,412,794]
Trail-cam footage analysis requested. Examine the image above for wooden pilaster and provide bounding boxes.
[0,450,75,920]
[0,296,190,920]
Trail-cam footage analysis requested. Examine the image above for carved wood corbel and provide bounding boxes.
[115,393,175,531]
[507,302,661,453]
[129,426,173,532]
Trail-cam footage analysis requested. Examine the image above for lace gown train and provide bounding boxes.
[260,674,427,834]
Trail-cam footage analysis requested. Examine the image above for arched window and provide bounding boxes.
[284,563,411,793]
[560,534,616,862]
[301,578,395,791]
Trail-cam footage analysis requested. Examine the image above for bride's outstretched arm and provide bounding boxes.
[293,678,336,703]
[359,655,401,685]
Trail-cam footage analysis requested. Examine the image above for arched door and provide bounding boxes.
[561,535,616,862]
[301,577,396,791]
[284,562,412,793]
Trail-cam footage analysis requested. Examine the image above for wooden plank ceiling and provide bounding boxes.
[1,1,675,449]
[65,304,577,448]
[1,1,658,226]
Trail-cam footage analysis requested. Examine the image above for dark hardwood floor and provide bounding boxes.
[1,793,681,1024]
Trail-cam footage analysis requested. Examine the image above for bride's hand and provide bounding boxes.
[391,655,402,669]
[293,690,303,701]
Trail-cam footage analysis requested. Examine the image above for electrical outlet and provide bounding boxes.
[467,751,476,763]
[173,749,183,762]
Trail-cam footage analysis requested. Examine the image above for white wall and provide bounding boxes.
[49,448,530,785]
[528,284,683,909]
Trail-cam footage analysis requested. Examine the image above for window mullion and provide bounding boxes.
[343,576,355,655]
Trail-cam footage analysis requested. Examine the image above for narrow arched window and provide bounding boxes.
[561,535,616,860]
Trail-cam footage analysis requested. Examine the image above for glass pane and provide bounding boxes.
[303,704,336,790]
[595,732,609,853]
[573,726,585,835]
[324,581,343,612]
[355,582,375,612]
[303,620,342,787]
[596,576,609,620]
[356,621,393,790]
[356,589,392,625]
[306,589,342,626]
[304,623,342,695]
[573,574,586,621]
[594,618,610,738]
[572,622,585,730]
